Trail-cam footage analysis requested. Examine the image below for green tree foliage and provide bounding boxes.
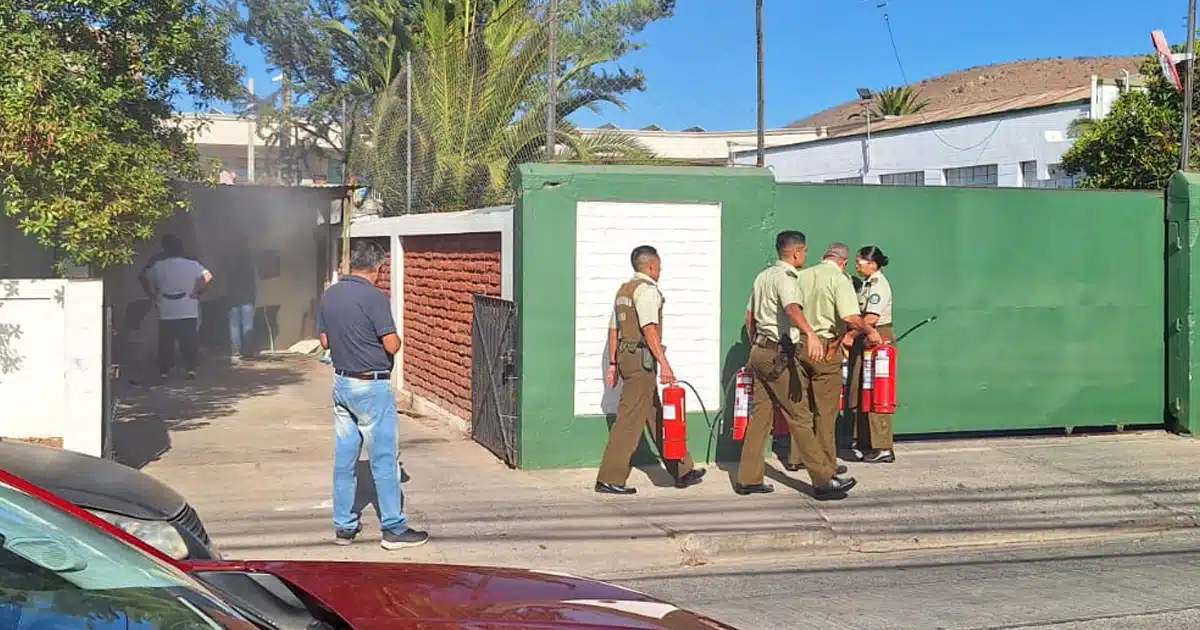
[358,0,659,213]
[1062,54,1187,190]
[0,0,241,268]
[230,0,673,204]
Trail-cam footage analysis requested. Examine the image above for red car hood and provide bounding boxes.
[190,560,735,630]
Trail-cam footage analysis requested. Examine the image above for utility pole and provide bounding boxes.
[545,0,559,160]
[246,78,255,183]
[280,77,293,184]
[755,0,765,167]
[339,94,351,276]
[406,50,413,214]
[1185,0,1197,170]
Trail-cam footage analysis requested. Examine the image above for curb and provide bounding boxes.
[669,513,1200,565]
[839,513,1200,554]
[675,526,840,565]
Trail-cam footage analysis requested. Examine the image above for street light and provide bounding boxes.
[856,88,874,176]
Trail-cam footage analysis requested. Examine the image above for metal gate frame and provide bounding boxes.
[101,299,116,460]
[470,295,518,467]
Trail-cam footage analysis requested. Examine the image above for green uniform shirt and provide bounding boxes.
[859,271,893,326]
[608,272,664,330]
[798,260,859,339]
[746,260,805,344]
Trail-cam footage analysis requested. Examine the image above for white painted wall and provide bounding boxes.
[573,202,722,416]
[0,279,104,456]
[734,103,1089,187]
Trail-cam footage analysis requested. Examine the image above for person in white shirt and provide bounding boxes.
[138,235,213,380]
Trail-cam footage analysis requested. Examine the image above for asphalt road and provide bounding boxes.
[615,530,1200,630]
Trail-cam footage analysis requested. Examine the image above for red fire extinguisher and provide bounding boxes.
[861,347,875,413]
[732,367,752,440]
[661,384,689,460]
[872,342,898,414]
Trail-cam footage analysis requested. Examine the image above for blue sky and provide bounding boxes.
[224,0,1184,131]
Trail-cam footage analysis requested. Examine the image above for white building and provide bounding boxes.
[731,76,1134,188]
[183,114,822,182]
[582,125,819,165]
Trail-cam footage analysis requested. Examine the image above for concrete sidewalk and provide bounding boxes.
[122,355,1200,579]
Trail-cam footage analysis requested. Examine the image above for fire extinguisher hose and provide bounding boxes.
[674,369,746,463]
[674,316,939,463]
[893,315,938,344]
[673,379,718,463]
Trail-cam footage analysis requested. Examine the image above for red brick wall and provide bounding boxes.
[375,251,392,296]
[403,233,501,419]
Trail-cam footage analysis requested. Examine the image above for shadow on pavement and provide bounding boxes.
[113,355,308,469]
[350,459,414,518]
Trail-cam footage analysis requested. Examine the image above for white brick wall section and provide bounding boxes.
[63,280,103,456]
[573,201,722,416]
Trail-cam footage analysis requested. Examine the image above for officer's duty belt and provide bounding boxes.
[617,339,647,352]
[753,336,780,350]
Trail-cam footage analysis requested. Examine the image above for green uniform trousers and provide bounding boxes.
[737,342,836,487]
[597,350,695,485]
[784,337,844,468]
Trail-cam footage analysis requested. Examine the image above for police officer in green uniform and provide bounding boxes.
[737,231,857,500]
[595,245,707,495]
[844,245,897,463]
[792,242,882,474]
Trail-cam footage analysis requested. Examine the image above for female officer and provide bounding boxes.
[843,245,896,463]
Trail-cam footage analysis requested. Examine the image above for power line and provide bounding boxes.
[878,9,1001,153]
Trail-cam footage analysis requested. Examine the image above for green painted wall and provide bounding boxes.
[513,163,1165,470]
[771,183,1164,436]
[1167,172,1200,434]
[514,164,775,470]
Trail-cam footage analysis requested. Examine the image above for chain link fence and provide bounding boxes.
[351,3,552,215]
[349,0,659,216]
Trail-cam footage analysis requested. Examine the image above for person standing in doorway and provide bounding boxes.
[845,245,897,463]
[139,234,213,381]
[793,242,882,473]
[595,245,706,495]
[226,235,259,362]
[738,231,856,500]
[318,241,428,550]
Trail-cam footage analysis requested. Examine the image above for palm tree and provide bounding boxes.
[356,0,657,214]
[850,85,932,120]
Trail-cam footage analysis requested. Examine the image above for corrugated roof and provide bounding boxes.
[821,86,1090,140]
[788,56,1143,128]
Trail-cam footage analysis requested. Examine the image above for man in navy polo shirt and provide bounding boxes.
[318,241,429,550]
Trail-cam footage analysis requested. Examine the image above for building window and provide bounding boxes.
[944,164,998,187]
[879,171,925,186]
[1045,163,1078,188]
[825,176,864,184]
[1021,162,1078,189]
[1020,161,1038,187]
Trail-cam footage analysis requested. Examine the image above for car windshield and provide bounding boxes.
[0,480,258,630]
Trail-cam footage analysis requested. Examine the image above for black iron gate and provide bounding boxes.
[470,295,518,467]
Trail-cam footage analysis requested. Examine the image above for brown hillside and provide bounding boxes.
[788,56,1146,129]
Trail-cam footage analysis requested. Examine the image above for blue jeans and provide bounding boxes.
[332,374,407,533]
[228,303,255,356]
